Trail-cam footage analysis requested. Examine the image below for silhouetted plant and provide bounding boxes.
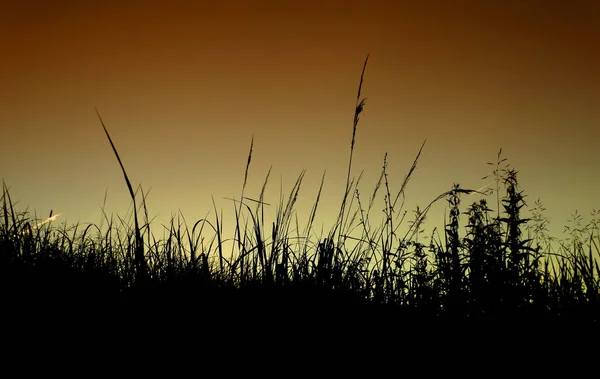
[1,57,598,328]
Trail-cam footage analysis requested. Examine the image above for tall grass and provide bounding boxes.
[1,57,598,328]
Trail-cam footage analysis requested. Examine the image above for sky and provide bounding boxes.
[1,0,599,246]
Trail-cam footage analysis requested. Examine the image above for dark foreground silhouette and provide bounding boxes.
[2,58,598,344]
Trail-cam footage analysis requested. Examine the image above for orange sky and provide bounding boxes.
[1,0,599,243]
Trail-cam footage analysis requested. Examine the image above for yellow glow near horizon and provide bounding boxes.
[1,1,598,245]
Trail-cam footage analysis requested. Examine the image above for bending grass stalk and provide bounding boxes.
[95,108,148,282]
[334,54,369,244]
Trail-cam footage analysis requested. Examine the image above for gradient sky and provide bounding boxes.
[2,0,599,244]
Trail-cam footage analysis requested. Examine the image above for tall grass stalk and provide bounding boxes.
[95,108,147,282]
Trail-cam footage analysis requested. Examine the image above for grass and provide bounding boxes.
[1,56,599,337]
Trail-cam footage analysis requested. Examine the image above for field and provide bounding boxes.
[2,58,598,341]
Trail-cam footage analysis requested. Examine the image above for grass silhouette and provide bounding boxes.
[1,57,598,341]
